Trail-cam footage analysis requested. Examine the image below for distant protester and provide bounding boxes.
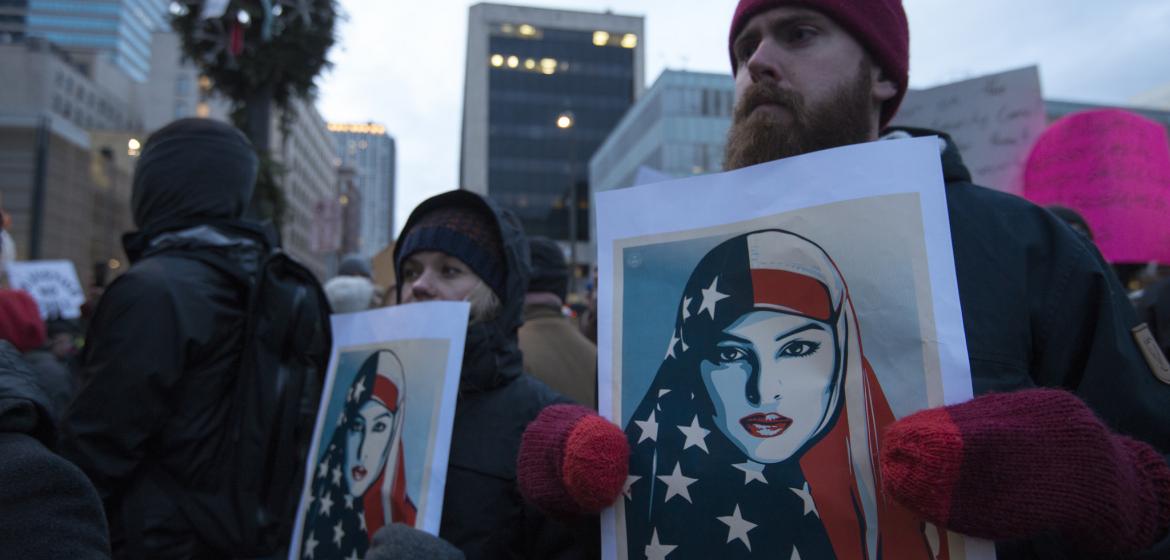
[518,236,597,407]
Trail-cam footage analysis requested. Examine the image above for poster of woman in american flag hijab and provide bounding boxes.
[595,138,996,560]
[289,302,468,560]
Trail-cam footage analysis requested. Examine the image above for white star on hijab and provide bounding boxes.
[302,533,318,559]
[623,475,641,500]
[645,529,677,560]
[790,481,819,517]
[665,330,680,360]
[697,276,729,319]
[658,462,698,504]
[634,410,659,444]
[717,505,757,551]
[677,416,710,453]
[318,492,334,517]
[732,461,768,485]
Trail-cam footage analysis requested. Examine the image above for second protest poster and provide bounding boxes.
[289,301,469,560]
[596,137,995,560]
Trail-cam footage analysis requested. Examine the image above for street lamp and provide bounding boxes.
[557,111,579,296]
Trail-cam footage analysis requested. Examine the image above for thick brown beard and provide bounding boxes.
[723,62,875,171]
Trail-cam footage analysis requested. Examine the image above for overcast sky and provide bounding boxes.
[315,0,1170,234]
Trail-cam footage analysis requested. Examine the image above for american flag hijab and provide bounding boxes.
[298,350,417,560]
[622,230,942,560]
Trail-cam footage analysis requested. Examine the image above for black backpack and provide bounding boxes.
[142,246,333,558]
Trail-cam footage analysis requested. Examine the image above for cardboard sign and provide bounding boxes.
[596,138,994,560]
[5,260,85,319]
[892,66,1047,194]
[1024,109,1170,264]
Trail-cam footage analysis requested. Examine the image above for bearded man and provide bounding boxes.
[719,1,1170,558]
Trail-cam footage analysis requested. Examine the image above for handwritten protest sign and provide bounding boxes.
[5,260,85,319]
[892,66,1046,194]
[1024,109,1170,263]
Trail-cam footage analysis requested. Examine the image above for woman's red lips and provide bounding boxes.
[739,413,793,438]
[352,466,367,481]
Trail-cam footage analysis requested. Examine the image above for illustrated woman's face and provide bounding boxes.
[700,310,838,463]
[344,400,396,497]
[399,251,481,304]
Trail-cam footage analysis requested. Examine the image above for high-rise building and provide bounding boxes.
[273,96,341,280]
[461,3,643,272]
[138,30,230,132]
[329,122,396,257]
[0,0,29,43]
[590,70,733,195]
[25,0,170,82]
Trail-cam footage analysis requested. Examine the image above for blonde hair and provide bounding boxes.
[466,280,502,324]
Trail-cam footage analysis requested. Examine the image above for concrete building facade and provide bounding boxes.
[274,97,340,280]
[0,39,139,286]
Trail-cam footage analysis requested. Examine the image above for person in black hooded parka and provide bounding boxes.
[59,119,286,559]
[387,190,595,559]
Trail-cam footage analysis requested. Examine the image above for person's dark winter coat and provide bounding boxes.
[1135,275,1170,365]
[0,340,110,559]
[392,191,597,559]
[895,128,1170,559]
[59,119,269,560]
[519,301,597,408]
[0,289,76,422]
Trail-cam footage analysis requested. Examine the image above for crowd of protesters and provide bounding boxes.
[2,0,1170,559]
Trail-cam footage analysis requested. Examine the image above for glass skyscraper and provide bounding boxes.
[329,122,397,258]
[26,0,169,82]
[590,70,735,195]
[461,3,643,250]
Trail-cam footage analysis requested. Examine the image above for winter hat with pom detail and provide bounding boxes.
[396,204,506,299]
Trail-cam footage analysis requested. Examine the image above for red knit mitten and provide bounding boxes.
[881,389,1170,556]
[517,404,629,517]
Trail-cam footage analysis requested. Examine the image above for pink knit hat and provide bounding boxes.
[728,0,910,126]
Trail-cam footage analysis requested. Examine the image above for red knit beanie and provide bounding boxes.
[728,0,910,126]
[0,289,47,352]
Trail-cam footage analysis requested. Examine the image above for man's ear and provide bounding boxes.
[871,64,897,104]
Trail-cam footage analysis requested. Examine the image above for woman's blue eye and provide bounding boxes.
[779,340,820,357]
[716,347,749,363]
[442,267,462,277]
[372,421,388,433]
[349,419,364,433]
